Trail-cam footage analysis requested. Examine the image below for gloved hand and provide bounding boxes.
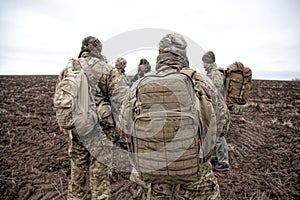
[97,101,115,129]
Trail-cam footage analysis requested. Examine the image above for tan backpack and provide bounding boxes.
[53,59,98,134]
[222,62,252,107]
[129,70,205,184]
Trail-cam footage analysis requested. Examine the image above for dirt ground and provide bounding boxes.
[0,75,299,200]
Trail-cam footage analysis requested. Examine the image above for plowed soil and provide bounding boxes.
[0,75,299,200]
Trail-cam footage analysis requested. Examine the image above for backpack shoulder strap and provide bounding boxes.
[217,67,226,75]
[180,68,197,79]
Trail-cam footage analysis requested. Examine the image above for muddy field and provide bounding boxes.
[0,75,299,200]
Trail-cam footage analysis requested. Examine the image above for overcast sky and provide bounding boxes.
[0,0,299,80]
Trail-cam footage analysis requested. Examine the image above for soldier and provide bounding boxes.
[115,57,131,86]
[57,36,129,199]
[120,33,222,199]
[131,58,152,83]
[202,51,231,172]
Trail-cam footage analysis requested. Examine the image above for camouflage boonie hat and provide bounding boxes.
[159,33,187,58]
[115,57,127,69]
[78,36,103,58]
[202,51,215,64]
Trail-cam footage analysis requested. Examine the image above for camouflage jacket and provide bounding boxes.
[58,56,129,125]
[131,64,152,83]
[116,68,132,87]
[205,63,226,96]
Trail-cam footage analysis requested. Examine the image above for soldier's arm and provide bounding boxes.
[215,95,229,137]
[106,68,130,123]
[211,71,225,92]
[94,66,111,106]
[118,93,132,148]
[203,75,229,137]
[58,66,68,82]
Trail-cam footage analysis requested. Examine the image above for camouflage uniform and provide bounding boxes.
[205,63,225,96]
[131,58,152,83]
[58,36,129,200]
[136,162,220,200]
[115,57,132,87]
[202,51,230,169]
[120,33,221,200]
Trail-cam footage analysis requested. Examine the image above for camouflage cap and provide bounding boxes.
[115,57,127,69]
[202,51,215,64]
[78,36,103,58]
[159,33,187,58]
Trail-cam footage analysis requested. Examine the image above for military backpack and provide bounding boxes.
[129,69,207,184]
[53,59,98,134]
[219,62,252,107]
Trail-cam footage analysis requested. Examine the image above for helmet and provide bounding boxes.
[115,57,127,69]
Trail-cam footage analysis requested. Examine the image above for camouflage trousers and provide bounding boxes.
[65,128,111,200]
[211,136,229,166]
[136,162,221,200]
